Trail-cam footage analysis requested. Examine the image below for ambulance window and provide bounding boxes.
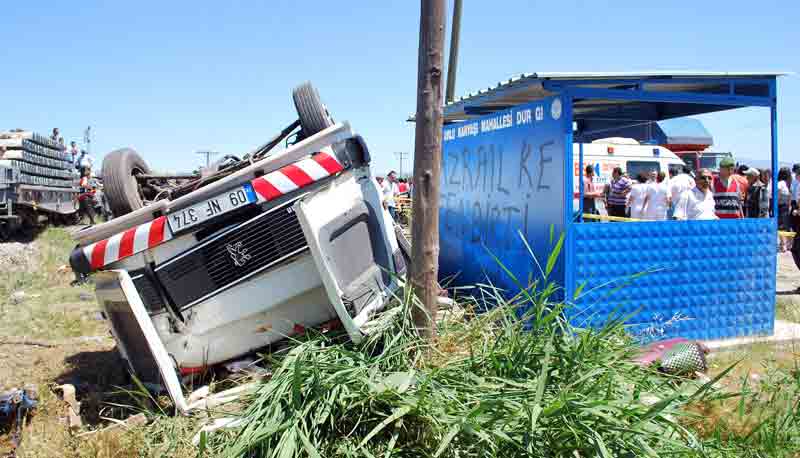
[627,161,660,178]
[668,164,683,177]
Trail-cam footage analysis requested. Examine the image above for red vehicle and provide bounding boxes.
[673,150,734,176]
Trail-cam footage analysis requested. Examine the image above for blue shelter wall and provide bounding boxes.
[439,96,568,298]
[569,218,776,340]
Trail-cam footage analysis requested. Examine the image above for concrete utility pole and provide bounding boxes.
[411,0,445,339]
[395,151,409,178]
[83,126,92,154]
[445,0,462,103]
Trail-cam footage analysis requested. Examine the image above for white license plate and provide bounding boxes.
[167,183,256,233]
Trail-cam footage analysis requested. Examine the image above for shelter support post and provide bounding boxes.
[564,95,575,303]
[770,80,778,219]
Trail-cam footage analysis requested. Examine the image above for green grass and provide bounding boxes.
[687,346,800,458]
[207,291,753,457]
[204,237,800,458]
[0,227,103,341]
[4,228,798,457]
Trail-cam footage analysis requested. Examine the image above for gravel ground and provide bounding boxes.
[776,251,800,310]
[0,241,38,271]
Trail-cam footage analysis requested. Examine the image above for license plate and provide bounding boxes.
[167,183,256,233]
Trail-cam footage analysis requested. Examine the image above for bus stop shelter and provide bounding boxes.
[439,71,784,341]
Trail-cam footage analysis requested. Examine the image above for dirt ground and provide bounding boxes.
[0,228,147,457]
[0,227,798,457]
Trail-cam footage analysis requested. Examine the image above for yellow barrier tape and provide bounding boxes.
[581,213,644,222]
[581,213,796,237]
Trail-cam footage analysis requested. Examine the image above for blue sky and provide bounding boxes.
[1,1,797,174]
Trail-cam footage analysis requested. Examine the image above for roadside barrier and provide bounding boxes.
[581,213,645,223]
[396,196,412,225]
[581,213,796,238]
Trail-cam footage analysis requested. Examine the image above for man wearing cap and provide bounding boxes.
[713,157,743,219]
[744,168,769,218]
[673,169,717,220]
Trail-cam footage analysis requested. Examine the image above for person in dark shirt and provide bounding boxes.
[744,168,768,218]
[607,167,631,218]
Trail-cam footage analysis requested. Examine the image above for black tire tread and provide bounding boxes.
[101,148,150,217]
[292,82,333,138]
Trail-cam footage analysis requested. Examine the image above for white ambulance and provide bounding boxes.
[572,138,686,216]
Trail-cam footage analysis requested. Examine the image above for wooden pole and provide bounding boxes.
[411,0,445,339]
[445,0,462,103]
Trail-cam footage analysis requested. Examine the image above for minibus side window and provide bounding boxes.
[626,161,660,178]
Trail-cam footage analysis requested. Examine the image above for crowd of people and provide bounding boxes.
[582,157,775,223]
[376,171,411,221]
[51,127,102,225]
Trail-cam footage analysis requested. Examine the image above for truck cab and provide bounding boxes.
[673,150,734,176]
[70,119,407,413]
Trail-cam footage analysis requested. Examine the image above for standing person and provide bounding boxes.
[50,127,64,146]
[76,149,94,173]
[790,164,800,230]
[397,178,409,195]
[761,168,773,217]
[628,173,649,220]
[582,164,603,220]
[606,167,631,219]
[77,167,96,225]
[777,167,792,252]
[643,171,670,220]
[673,169,718,220]
[744,168,769,218]
[69,141,80,166]
[713,157,743,219]
[791,164,800,206]
[733,164,750,202]
[669,165,694,217]
[381,170,400,220]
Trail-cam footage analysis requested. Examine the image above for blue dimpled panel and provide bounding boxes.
[570,218,776,341]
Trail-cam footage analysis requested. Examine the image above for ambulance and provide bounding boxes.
[573,138,686,216]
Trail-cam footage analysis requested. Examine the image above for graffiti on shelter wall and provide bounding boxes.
[439,96,569,296]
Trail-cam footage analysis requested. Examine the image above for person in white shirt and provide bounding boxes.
[643,171,670,220]
[778,167,793,252]
[381,170,400,220]
[673,169,718,220]
[77,150,94,172]
[69,141,80,166]
[669,165,695,215]
[791,164,800,206]
[628,173,649,219]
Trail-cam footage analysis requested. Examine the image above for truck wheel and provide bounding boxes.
[102,148,150,217]
[292,82,334,139]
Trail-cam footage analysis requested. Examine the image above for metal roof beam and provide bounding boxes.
[559,86,773,107]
